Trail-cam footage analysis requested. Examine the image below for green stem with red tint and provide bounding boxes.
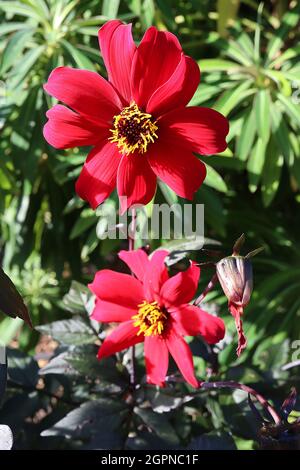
[129,208,137,388]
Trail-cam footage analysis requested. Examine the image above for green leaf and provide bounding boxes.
[26,0,49,18]
[253,2,264,64]
[224,39,252,66]
[204,164,228,193]
[217,0,240,37]
[61,39,96,71]
[253,335,290,379]
[102,0,120,19]
[277,93,300,127]
[0,1,44,22]
[236,32,255,61]
[264,70,292,96]
[214,80,254,116]
[0,318,23,347]
[269,45,300,68]
[247,137,267,192]
[0,23,29,36]
[255,89,271,142]
[36,318,95,346]
[70,209,98,239]
[199,59,240,72]
[261,139,283,207]
[141,0,155,28]
[158,180,178,205]
[53,0,78,29]
[272,109,293,165]
[188,84,220,106]
[236,108,256,161]
[9,45,45,89]
[266,3,300,63]
[0,29,35,75]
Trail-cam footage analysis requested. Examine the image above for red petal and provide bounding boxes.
[44,66,121,123]
[166,330,199,388]
[159,106,229,155]
[117,154,157,214]
[147,55,200,116]
[97,321,143,359]
[89,269,144,309]
[43,105,105,149]
[131,27,182,110]
[98,20,136,104]
[144,336,169,387]
[172,305,225,343]
[143,250,169,302]
[160,262,200,308]
[91,298,134,323]
[229,303,247,356]
[75,140,120,209]
[147,138,206,200]
[118,249,149,281]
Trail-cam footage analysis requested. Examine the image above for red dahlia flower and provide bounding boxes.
[43,20,229,213]
[89,249,225,387]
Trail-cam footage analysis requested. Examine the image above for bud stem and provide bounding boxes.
[194,273,218,306]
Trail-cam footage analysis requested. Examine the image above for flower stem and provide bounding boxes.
[165,376,282,425]
[129,208,137,388]
[129,208,137,251]
[200,380,282,425]
[194,273,218,306]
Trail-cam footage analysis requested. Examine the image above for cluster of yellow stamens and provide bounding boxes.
[132,300,168,336]
[109,102,158,155]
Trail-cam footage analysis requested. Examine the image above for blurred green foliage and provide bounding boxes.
[0,0,300,450]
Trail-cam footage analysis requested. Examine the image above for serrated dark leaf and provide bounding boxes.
[65,344,127,393]
[41,399,129,449]
[39,352,79,377]
[62,281,93,315]
[145,387,194,413]
[7,348,39,388]
[188,432,237,450]
[134,407,180,447]
[36,318,95,346]
[0,267,32,327]
[126,430,175,450]
[0,392,41,434]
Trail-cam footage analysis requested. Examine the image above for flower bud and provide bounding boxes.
[215,235,263,356]
[216,255,253,308]
[216,253,253,356]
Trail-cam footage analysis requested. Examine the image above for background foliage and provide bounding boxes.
[0,0,300,450]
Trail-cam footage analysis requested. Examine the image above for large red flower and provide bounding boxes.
[43,20,229,213]
[89,249,225,387]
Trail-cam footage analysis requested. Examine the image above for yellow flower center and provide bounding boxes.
[109,102,158,155]
[132,300,167,336]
